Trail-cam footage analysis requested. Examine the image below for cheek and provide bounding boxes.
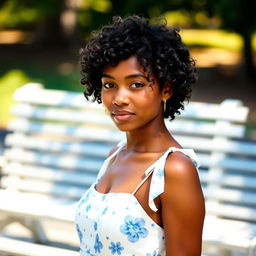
[134,96,161,120]
[101,91,112,108]
[138,89,162,111]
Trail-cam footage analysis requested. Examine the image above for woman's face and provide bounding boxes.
[101,55,165,131]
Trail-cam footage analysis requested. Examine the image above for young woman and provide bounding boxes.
[75,15,205,256]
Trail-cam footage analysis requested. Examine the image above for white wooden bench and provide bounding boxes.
[0,83,122,255]
[0,83,256,256]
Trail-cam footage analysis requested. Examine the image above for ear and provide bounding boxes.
[161,83,173,101]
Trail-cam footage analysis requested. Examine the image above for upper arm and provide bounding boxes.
[160,152,205,256]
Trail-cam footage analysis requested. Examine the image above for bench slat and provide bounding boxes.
[11,103,113,126]
[9,118,246,138]
[174,135,256,156]
[181,100,248,122]
[0,189,76,222]
[206,202,256,222]
[1,177,87,200]
[5,133,111,157]
[166,119,246,138]
[199,154,256,172]
[2,163,96,186]
[4,148,103,172]
[14,83,99,109]
[200,172,256,190]
[8,119,123,142]
[0,237,79,256]
[204,188,256,205]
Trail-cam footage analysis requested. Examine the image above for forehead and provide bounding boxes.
[102,55,145,77]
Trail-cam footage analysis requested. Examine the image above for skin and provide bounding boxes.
[96,55,205,256]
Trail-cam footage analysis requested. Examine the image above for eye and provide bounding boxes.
[130,82,145,88]
[102,82,115,89]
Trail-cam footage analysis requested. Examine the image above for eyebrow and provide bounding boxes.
[102,73,147,80]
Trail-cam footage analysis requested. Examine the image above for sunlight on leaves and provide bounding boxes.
[78,0,112,13]
[0,70,30,127]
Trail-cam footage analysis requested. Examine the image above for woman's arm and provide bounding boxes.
[160,152,205,256]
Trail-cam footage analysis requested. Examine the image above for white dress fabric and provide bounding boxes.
[75,140,200,256]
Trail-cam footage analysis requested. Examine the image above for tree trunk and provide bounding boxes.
[241,31,256,79]
[34,0,65,48]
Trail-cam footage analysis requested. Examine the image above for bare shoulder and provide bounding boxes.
[164,150,200,182]
[161,150,205,212]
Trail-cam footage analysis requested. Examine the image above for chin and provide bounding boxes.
[113,121,149,132]
[113,123,135,132]
[110,115,156,132]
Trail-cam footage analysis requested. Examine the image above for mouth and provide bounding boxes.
[112,110,135,122]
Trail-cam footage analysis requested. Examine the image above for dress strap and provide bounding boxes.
[131,152,168,195]
[106,139,126,161]
[148,147,200,212]
[132,169,154,196]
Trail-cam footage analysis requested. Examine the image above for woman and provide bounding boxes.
[75,15,205,256]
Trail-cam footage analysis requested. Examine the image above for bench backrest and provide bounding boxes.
[2,83,256,224]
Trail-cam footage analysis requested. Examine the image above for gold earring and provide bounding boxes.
[163,100,166,112]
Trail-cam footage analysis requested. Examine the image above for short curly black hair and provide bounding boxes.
[80,15,197,120]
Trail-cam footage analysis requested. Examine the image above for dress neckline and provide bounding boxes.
[96,145,177,193]
[91,184,164,230]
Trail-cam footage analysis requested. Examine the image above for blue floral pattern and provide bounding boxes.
[102,207,108,215]
[85,249,95,256]
[94,234,103,253]
[78,192,90,208]
[76,224,83,243]
[146,250,161,256]
[108,242,124,255]
[120,215,148,243]
[86,204,91,212]
[94,222,98,231]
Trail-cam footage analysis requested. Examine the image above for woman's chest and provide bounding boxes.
[96,152,162,194]
[94,169,162,227]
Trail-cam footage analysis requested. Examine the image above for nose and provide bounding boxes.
[112,88,129,105]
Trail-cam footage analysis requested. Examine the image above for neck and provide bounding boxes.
[124,116,174,153]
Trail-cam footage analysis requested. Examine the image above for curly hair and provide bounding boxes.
[80,15,197,120]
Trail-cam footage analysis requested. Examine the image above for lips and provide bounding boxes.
[112,110,135,122]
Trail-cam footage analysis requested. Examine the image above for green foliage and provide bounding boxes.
[0,70,30,127]
[0,0,65,29]
[0,0,39,29]
[182,29,243,51]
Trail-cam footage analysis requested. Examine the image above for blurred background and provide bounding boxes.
[0,0,256,130]
[0,1,256,255]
